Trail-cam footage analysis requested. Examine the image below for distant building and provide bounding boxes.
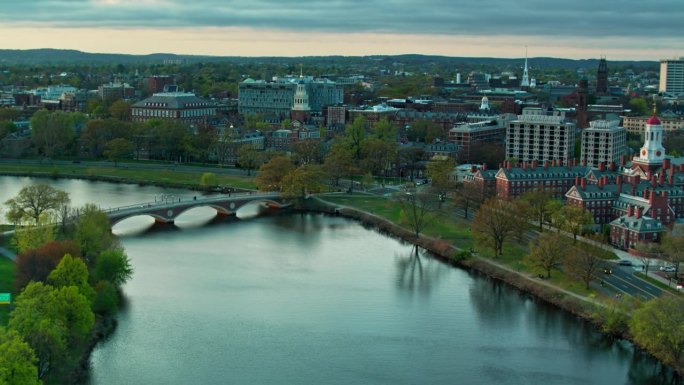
[580,120,627,168]
[505,108,577,164]
[495,160,588,200]
[596,58,608,94]
[131,92,216,124]
[98,82,135,100]
[622,115,684,134]
[659,58,684,96]
[148,76,175,94]
[238,77,343,120]
[448,119,507,163]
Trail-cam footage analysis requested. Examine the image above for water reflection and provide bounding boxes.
[394,246,444,295]
[469,275,524,328]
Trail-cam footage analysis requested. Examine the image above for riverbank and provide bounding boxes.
[303,195,682,376]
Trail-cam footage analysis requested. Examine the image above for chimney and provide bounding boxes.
[659,172,665,186]
[582,159,587,166]
[575,176,581,185]
[651,175,657,188]
[620,155,625,167]
[644,189,649,199]
[471,165,477,173]
[522,161,527,170]
[635,206,642,219]
[573,158,577,167]
[498,162,503,169]
[649,189,655,205]
[598,162,604,172]
[617,175,623,194]
[544,160,549,170]
[483,163,488,171]
[663,158,671,170]
[506,161,511,171]
[598,178,603,189]
[669,165,674,185]
[532,160,538,170]
[627,205,634,217]
[580,178,587,189]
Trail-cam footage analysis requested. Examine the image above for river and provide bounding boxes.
[0,176,678,384]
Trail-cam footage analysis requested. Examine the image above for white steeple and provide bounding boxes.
[521,46,530,88]
[480,95,490,111]
[636,110,666,165]
[292,80,310,112]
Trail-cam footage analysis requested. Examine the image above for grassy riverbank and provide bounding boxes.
[0,162,257,190]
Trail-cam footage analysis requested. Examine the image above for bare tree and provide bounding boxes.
[472,198,525,258]
[565,236,607,288]
[526,232,568,278]
[454,182,483,219]
[397,192,439,238]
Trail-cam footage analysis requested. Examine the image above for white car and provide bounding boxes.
[659,265,676,272]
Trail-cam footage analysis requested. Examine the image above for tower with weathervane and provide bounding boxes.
[632,109,666,173]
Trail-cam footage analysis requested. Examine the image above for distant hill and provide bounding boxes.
[0,49,659,69]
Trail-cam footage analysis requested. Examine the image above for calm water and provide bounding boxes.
[0,176,677,385]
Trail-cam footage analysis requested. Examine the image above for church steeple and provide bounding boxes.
[635,107,665,166]
[520,46,530,88]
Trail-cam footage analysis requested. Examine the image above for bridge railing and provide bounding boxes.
[102,191,280,215]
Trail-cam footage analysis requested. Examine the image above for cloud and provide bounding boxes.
[2,0,683,40]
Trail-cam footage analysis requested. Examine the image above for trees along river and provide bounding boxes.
[0,176,679,385]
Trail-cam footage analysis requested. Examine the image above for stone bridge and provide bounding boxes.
[104,192,286,225]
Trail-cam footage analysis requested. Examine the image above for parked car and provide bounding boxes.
[618,260,633,266]
[660,265,676,272]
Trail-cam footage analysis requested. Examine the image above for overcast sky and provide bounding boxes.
[0,0,682,59]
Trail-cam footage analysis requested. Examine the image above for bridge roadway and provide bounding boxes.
[104,192,285,225]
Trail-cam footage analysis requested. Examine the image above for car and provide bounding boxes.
[603,267,612,274]
[618,260,633,266]
[660,266,676,272]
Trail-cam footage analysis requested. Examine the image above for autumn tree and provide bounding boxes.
[630,296,684,372]
[0,327,41,385]
[108,99,131,121]
[14,240,81,291]
[526,232,568,278]
[30,110,78,158]
[343,116,367,161]
[281,164,325,201]
[361,137,397,176]
[371,118,398,142]
[472,198,525,257]
[11,213,55,254]
[255,156,295,191]
[425,156,455,196]
[5,184,70,224]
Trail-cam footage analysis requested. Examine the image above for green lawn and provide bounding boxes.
[0,256,14,326]
[0,164,256,190]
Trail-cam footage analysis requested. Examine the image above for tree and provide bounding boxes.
[237,145,262,176]
[29,110,77,158]
[74,204,115,262]
[472,198,525,257]
[199,172,218,187]
[47,254,95,302]
[92,281,120,315]
[280,164,325,201]
[14,240,81,292]
[372,118,397,142]
[291,140,322,165]
[11,214,55,254]
[407,120,443,143]
[661,232,684,282]
[5,184,70,224]
[634,242,662,276]
[398,146,424,181]
[519,189,556,231]
[526,232,568,278]
[565,237,606,288]
[343,116,367,161]
[255,156,295,192]
[94,248,133,287]
[398,192,439,238]
[103,138,134,166]
[360,138,397,176]
[0,327,41,385]
[454,182,483,219]
[630,296,684,372]
[425,156,455,195]
[558,206,594,242]
[323,142,355,188]
[108,99,131,121]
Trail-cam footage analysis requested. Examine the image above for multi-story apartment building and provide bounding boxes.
[448,120,507,163]
[622,115,684,134]
[238,77,343,120]
[659,58,684,95]
[98,82,135,100]
[131,92,216,125]
[505,108,576,163]
[580,120,627,168]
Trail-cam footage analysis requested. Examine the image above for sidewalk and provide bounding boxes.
[0,246,16,261]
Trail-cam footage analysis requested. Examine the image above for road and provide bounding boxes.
[599,264,663,300]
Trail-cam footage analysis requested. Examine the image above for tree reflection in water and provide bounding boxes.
[394,246,444,295]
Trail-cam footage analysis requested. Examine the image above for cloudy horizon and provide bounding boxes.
[0,0,682,60]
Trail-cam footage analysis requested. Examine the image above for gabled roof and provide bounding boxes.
[610,215,664,233]
[133,92,212,109]
[496,166,588,181]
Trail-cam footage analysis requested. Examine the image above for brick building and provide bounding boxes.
[131,92,217,124]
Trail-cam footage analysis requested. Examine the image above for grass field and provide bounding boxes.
[0,256,14,326]
[0,163,257,190]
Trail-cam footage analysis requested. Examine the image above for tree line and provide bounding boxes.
[0,184,132,384]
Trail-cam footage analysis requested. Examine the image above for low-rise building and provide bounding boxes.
[131,92,217,125]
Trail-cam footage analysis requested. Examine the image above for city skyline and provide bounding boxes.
[0,0,682,60]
